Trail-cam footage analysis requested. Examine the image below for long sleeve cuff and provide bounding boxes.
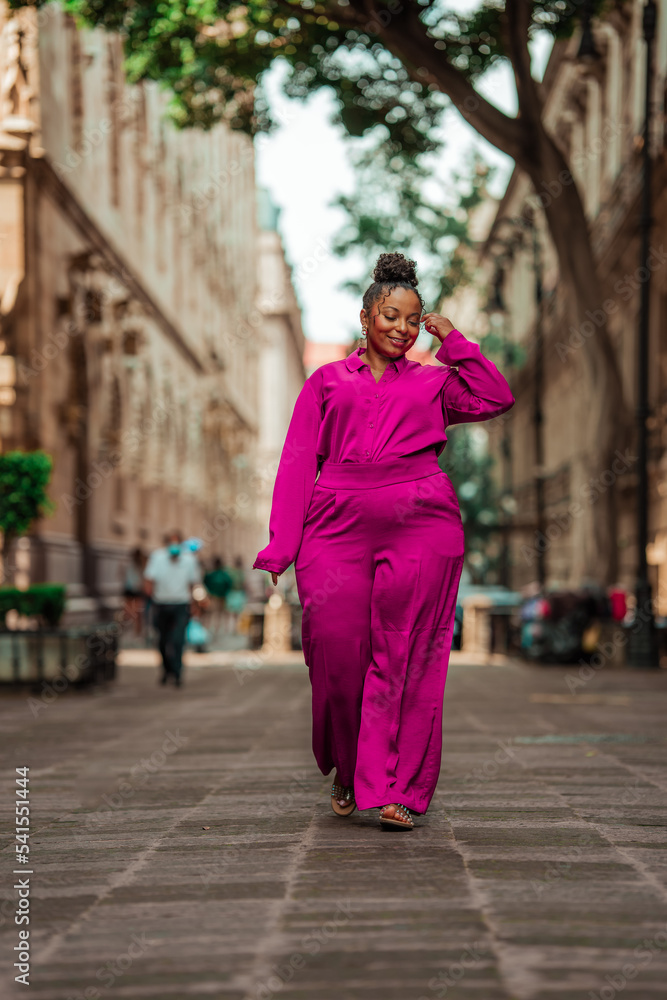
[252,556,290,574]
[252,379,322,577]
[435,328,482,365]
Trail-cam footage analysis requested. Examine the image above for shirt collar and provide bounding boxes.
[345,344,409,373]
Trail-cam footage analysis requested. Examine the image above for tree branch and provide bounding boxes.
[368,0,527,161]
[311,0,371,27]
[504,0,544,124]
[268,0,369,26]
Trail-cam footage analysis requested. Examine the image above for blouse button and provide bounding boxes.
[369,423,374,428]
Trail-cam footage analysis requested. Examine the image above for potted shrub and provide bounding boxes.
[0,450,55,572]
[0,452,117,685]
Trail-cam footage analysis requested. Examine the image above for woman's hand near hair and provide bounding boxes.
[421,313,456,343]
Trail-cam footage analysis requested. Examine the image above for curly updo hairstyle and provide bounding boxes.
[362,252,425,321]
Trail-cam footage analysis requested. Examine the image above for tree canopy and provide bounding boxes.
[12,1,617,370]
[12,1,605,142]
[332,144,496,307]
[9,0,630,584]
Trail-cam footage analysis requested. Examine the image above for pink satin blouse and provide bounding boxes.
[253,329,515,575]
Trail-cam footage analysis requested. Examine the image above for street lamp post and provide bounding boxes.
[627,0,659,668]
[487,270,514,589]
[529,215,547,592]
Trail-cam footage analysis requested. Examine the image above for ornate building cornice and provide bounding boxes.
[31,155,206,374]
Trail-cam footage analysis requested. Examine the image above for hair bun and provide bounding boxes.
[372,252,418,288]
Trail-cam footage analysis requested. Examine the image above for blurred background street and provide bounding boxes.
[0,0,665,671]
[1,0,667,995]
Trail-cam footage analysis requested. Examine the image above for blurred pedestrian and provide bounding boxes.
[121,547,146,639]
[144,529,201,687]
[203,556,233,637]
[225,555,248,632]
[609,585,628,622]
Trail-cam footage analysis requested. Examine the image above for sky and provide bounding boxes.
[254,10,554,347]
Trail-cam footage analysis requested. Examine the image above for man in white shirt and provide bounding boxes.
[144,530,201,687]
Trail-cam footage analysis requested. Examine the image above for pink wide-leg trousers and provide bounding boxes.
[294,453,465,815]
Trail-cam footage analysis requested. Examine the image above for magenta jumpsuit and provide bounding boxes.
[253,329,514,814]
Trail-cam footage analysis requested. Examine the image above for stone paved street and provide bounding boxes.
[2,653,667,1000]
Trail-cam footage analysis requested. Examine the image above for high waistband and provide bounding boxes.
[316,453,442,489]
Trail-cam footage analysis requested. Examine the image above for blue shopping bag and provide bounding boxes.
[186,618,210,648]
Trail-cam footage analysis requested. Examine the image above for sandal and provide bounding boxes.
[330,779,356,817]
[379,803,414,830]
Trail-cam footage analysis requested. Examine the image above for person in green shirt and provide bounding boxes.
[203,556,233,637]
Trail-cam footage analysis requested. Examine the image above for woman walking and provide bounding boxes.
[253,253,515,830]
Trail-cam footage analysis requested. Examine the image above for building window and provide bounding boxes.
[67,17,84,151]
[139,485,150,521]
[107,39,123,208]
[101,375,122,455]
[83,289,103,325]
[114,473,125,513]
[123,330,139,356]
[134,83,147,225]
[156,124,167,273]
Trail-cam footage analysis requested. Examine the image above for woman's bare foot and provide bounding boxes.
[379,803,414,828]
[331,771,354,808]
[330,771,356,816]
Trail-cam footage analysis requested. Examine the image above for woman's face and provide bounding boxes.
[361,286,422,359]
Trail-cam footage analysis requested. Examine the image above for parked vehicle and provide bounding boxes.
[516,586,611,664]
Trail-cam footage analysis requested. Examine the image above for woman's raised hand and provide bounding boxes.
[271,572,279,586]
[421,313,456,342]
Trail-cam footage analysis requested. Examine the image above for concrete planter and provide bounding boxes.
[0,626,118,685]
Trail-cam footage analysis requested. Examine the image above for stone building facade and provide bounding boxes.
[440,0,667,607]
[0,1,262,616]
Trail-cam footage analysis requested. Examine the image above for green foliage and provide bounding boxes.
[437,331,523,584]
[419,0,610,78]
[9,1,607,139]
[479,330,526,369]
[332,146,494,308]
[62,0,449,142]
[0,584,67,627]
[441,424,502,583]
[8,0,611,338]
[8,0,609,336]
[0,451,55,546]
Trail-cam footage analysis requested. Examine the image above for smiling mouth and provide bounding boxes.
[387,336,408,345]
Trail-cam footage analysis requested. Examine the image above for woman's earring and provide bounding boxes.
[360,325,367,341]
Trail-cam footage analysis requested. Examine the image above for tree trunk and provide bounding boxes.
[522,120,634,586]
[376,3,632,585]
